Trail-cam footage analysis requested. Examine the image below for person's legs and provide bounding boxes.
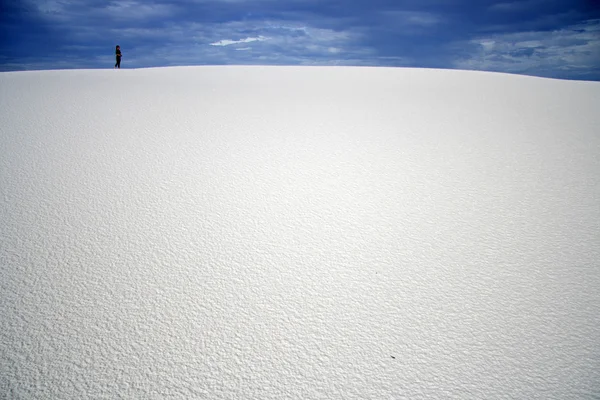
[115,57,121,68]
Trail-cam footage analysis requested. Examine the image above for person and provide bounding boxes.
[115,45,122,69]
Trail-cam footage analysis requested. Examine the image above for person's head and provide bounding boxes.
[116,45,120,50]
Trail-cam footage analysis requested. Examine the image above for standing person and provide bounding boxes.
[115,45,122,69]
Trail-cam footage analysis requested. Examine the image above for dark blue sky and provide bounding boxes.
[1,0,599,80]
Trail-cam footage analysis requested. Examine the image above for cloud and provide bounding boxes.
[453,19,600,79]
[78,18,371,68]
[196,20,369,65]
[104,1,177,20]
[23,0,177,22]
[33,0,65,13]
[489,0,548,13]
[4,0,599,79]
[210,36,267,46]
[381,11,441,27]
[22,0,77,22]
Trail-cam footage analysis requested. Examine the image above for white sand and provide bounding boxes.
[1,66,599,399]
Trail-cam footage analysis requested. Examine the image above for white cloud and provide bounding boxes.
[514,40,544,49]
[23,0,78,21]
[198,21,368,65]
[454,19,600,78]
[404,12,440,27]
[33,0,68,13]
[479,40,496,51]
[379,10,442,28]
[7,5,398,70]
[258,24,353,52]
[489,0,546,12]
[210,36,268,47]
[105,1,176,20]
[25,0,176,22]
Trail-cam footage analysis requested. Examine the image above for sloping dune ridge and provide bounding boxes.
[1,66,599,399]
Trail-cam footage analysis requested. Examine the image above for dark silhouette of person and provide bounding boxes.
[115,45,122,69]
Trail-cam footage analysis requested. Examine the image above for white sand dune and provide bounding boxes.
[1,66,599,399]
